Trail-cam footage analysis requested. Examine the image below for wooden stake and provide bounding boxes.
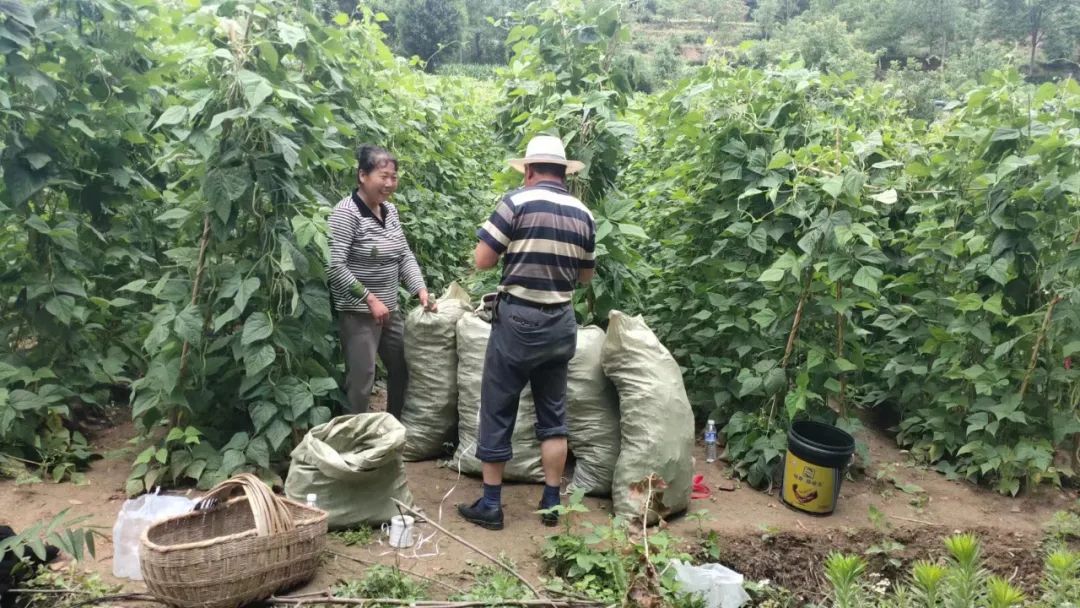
[1019,294,1063,400]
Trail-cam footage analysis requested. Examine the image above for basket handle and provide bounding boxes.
[194,473,295,536]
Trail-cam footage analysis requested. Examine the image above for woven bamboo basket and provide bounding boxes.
[140,473,327,608]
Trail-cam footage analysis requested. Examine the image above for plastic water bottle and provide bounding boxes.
[305,493,317,509]
[704,420,718,464]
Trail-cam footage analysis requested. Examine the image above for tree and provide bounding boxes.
[983,0,1080,74]
[395,0,466,70]
[694,0,749,28]
[461,0,529,64]
[752,0,804,39]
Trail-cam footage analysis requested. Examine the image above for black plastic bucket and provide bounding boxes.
[781,420,855,515]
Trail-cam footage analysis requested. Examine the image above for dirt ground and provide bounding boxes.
[1,401,1076,605]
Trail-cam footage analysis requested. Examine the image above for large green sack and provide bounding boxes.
[602,311,693,524]
[401,283,472,461]
[284,413,413,529]
[449,312,544,482]
[566,326,620,496]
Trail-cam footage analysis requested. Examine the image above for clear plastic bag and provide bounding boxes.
[671,560,750,608]
[112,490,194,580]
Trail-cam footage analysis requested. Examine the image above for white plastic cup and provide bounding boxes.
[386,515,416,548]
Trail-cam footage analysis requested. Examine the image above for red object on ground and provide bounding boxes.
[692,474,711,499]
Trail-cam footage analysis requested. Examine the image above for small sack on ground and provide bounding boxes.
[449,312,544,482]
[602,311,694,524]
[401,283,472,461]
[566,325,620,496]
[284,413,413,529]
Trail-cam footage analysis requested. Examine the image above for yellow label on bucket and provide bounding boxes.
[782,451,836,514]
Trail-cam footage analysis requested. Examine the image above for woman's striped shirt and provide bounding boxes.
[327,191,426,313]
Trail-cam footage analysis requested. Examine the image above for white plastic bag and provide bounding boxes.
[671,560,750,608]
[112,491,194,580]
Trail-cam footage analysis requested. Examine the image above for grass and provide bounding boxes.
[330,525,376,547]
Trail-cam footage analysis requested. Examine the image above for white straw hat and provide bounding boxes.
[508,135,585,174]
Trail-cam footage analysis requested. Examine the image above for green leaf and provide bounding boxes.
[155,208,190,224]
[222,432,250,452]
[173,304,203,346]
[244,344,276,377]
[213,305,242,332]
[758,267,785,282]
[617,223,648,239]
[835,358,858,372]
[821,175,843,199]
[309,406,332,427]
[242,312,273,345]
[871,189,897,205]
[152,105,188,129]
[134,446,155,465]
[209,108,244,130]
[24,153,51,170]
[250,401,278,433]
[1063,342,1080,357]
[785,389,806,421]
[747,226,767,254]
[125,478,144,497]
[955,294,983,312]
[118,279,148,293]
[852,266,882,293]
[220,449,246,475]
[277,21,307,48]
[237,70,274,110]
[245,436,271,469]
[271,133,300,170]
[68,118,96,137]
[44,295,76,325]
[204,167,251,224]
[275,379,314,419]
[234,277,261,313]
[265,419,292,451]
[767,150,792,170]
[985,257,1009,286]
[994,337,1023,359]
[308,377,338,396]
[750,308,776,328]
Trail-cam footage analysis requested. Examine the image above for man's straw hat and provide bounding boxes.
[508,135,584,174]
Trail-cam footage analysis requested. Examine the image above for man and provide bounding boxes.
[458,135,596,530]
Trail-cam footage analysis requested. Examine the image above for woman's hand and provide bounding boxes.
[366,293,391,325]
[419,289,437,312]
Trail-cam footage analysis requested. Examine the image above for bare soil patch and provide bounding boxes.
[1,399,1074,605]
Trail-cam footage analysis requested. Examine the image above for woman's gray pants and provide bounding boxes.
[337,310,407,418]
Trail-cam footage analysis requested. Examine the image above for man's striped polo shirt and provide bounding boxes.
[477,180,596,305]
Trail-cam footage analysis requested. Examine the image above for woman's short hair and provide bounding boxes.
[356,144,398,175]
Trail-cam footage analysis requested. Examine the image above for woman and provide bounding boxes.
[327,144,435,417]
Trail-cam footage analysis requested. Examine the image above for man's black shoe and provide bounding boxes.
[458,499,504,530]
[538,501,559,527]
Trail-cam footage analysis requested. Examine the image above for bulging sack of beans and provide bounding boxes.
[449,312,543,482]
[400,283,472,461]
[603,311,693,524]
[566,326,620,496]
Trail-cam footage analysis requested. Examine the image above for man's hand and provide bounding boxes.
[366,293,391,325]
[419,288,437,312]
